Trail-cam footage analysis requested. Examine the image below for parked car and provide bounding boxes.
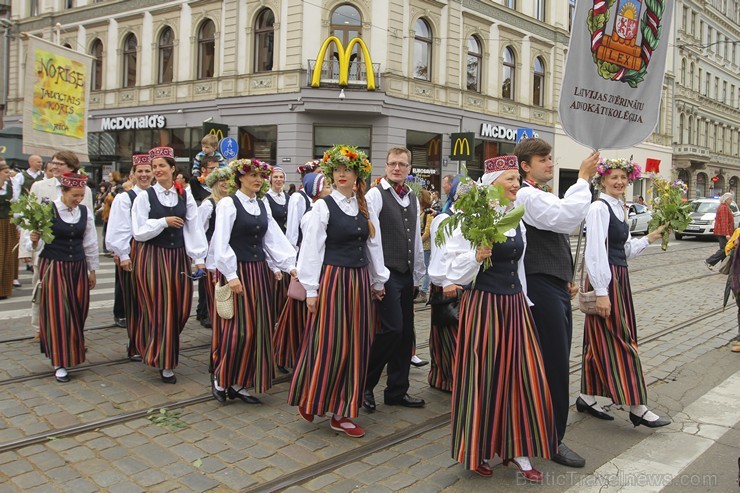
[675,198,740,240]
[626,202,652,235]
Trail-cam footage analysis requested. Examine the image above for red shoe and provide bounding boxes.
[503,458,543,483]
[474,461,493,477]
[330,416,365,438]
[298,406,314,423]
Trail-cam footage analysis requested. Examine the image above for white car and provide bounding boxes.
[626,202,652,236]
[675,198,740,240]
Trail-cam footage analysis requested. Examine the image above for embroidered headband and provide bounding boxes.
[59,172,88,188]
[484,155,519,174]
[149,147,175,160]
[132,154,151,168]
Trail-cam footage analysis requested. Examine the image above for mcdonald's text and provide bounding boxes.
[102,115,167,131]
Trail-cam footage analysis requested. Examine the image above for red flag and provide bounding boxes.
[645,158,661,173]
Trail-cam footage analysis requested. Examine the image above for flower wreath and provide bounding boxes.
[594,157,642,186]
[231,158,271,197]
[297,160,322,176]
[205,166,233,188]
[320,145,373,184]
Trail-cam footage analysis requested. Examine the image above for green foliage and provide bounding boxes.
[647,177,692,251]
[146,408,188,432]
[10,193,55,245]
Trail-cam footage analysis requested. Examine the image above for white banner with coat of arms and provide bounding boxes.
[559,0,674,150]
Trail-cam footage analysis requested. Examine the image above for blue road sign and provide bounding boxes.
[516,128,535,143]
[219,137,239,160]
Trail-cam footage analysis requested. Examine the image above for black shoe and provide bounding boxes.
[410,358,429,368]
[576,396,614,421]
[384,394,425,408]
[212,379,226,403]
[226,387,261,404]
[26,264,34,273]
[55,373,70,383]
[114,317,127,328]
[277,365,289,374]
[159,370,177,384]
[629,411,671,428]
[129,354,142,362]
[199,318,212,328]
[552,443,586,468]
[363,390,376,412]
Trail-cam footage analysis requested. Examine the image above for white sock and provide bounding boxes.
[162,369,174,378]
[231,385,251,396]
[580,393,608,413]
[513,456,532,471]
[630,405,660,421]
[411,355,423,364]
[54,368,67,378]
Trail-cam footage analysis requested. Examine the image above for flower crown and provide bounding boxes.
[594,158,642,185]
[297,160,321,175]
[320,145,373,183]
[231,159,272,179]
[205,166,233,188]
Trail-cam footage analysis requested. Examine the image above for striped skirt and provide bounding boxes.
[119,241,139,358]
[38,258,89,368]
[270,274,290,329]
[452,289,556,470]
[0,217,16,298]
[581,264,647,405]
[213,260,274,393]
[288,265,374,419]
[133,243,192,370]
[428,285,458,392]
[273,297,308,368]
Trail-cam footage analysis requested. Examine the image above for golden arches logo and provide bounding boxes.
[209,129,225,141]
[427,138,441,157]
[452,138,470,156]
[311,36,376,90]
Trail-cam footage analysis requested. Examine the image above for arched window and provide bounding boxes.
[696,172,707,198]
[730,176,738,198]
[90,39,103,91]
[533,56,545,106]
[689,62,694,90]
[502,46,515,100]
[414,19,433,81]
[687,115,694,145]
[678,169,691,197]
[158,27,174,84]
[328,5,362,80]
[680,59,686,86]
[122,33,137,88]
[466,36,482,92]
[254,9,275,72]
[197,20,215,79]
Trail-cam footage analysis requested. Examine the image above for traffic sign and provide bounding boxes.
[516,128,535,143]
[219,137,239,160]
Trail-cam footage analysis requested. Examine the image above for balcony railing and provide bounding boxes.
[673,144,710,161]
[307,59,381,89]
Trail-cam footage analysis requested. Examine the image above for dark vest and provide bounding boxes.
[377,185,417,274]
[145,187,186,249]
[265,193,288,233]
[205,198,216,242]
[229,195,268,262]
[470,225,523,295]
[40,204,87,262]
[20,170,43,196]
[126,189,137,205]
[0,183,11,219]
[601,199,629,267]
[296,190,311,247]
[323,195,369,268]
[521,182,574,282]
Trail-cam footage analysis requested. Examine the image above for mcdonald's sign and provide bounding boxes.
[203,122,228,141]
[311,36,376,90]
[450,133,475,161]
[427,137,441,158]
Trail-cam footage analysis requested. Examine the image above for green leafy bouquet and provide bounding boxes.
[435,176,524,270]
[647,177,691,251]
[10,193,55,248]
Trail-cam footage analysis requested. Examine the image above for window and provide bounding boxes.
[65,0,74,8]
[714,76,719,100]
[30,0,39,16]
[680,59,686,86]
[238,125,278,164]
[502,46,515,100]
[722,81,727,103]
[534,0,545,22]
[328,5,362,80]
[687,116,693,145]
[466,36,482,92]
[90,39,103,91]
[254,9,275,72]
[314,126,371,159]
[158,27,174,84]
[533,56,545,106]
[705,72,710,96]
[678,114,684,144]
[568,0,575,31]
[413,19,432,81]
[506,0,516,10]
[689,62,694,90]
[197,20,215,79]
[696,173,706,198]
[122,33,137,88]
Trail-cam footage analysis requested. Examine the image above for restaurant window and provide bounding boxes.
[198,20,216,79]
[239,125,278,165]
[314,126,371,162]
[466,36,482,92]
[502,46,515,100]
[122,34,137,88]
[158,27,175,84]
[407,130,442,191]
[254,9,275,72]
[533,56,545,106]
[328,4,362,80]
[413,19,433,81]
[90,39,103,91]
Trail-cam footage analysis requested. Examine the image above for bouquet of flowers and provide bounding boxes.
[435,175,524,270]
[647,177,691,251]
[10,193,55,248]
[404,175,427,196]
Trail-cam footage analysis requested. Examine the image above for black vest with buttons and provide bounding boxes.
[229,195,268,262]
[40,203,87,262]
[265,193,288,233]
[126,189,137,206]
[0,183,11,219]
[323,195,369,268]
[470,225,523,295]
[145,187,186,249]
[601,199,629,267]
[377,185,417,274]
[20,170,43,196]
[205,198,216,242]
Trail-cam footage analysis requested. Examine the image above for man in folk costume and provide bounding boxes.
[363,146,426,411]
[513,138,598,468]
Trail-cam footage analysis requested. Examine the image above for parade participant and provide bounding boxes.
[263,166,290,326]
[191,134,226,177]
[273,172,329,373]
[724,228,740,353]
[105,154,153,359]
[0,162,17,299]
[22,173,98,382]
[445,156,556,481]
[514,138,598,468]
[131,147,208,384]
[579,159,670,427]
[705,193,734,270]
[288,145,388,438]
[190,155,220,204]
[13,155,44,279]
[363,147,426,412]
[425,174,463,391]
[210,159,296,404]
[440,174,455,213]
[285,160,321,251]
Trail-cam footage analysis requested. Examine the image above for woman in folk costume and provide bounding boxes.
[285,160,321,251]
[0,162,18,299]
[288,145,389,438]
[198,166,233,373]
[210,159,296,404]
[578,158,669,427]
[425,174,463,392]
[262,166,291,335]
[23,173,99,382]
[131,147,208,384]
[446,156,556,481]
[273,172,330,373]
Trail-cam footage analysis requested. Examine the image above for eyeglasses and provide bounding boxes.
[50,160,66,166]
[386,161,410,169]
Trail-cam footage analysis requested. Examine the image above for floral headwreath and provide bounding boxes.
[297,160,321,176]
[230,158,272,179]
[205,166,233,188]
[320,145,373,183]
[594,158,642,185]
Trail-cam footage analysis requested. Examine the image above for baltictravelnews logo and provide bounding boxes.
[589,0,666,88]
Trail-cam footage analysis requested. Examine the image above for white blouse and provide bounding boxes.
[198,197,215,233]
[22,199,99,271]
[285,190,309,251]
[105,185,143,262]
[427,211,455,288]
[297,190,389,298]
[131,183,208,264]
[211,190,296,282]
[264,189,287,205]
[517,179,592,234]
[584,194,649,296]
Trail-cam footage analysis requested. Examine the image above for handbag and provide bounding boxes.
[287,277,307,301]
[718,250,734,275]
[577,236,606,316]
[427,289,461,327]
[214,279,234,320]
[31,262,53,305]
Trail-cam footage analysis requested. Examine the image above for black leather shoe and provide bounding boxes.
[629,411,671,428]
[227,387,261,404]
[55,374,70,383]
[576,396,614,421]
[129,354,142,362]
[211,379,226,403]
[114,317,127,328]
[363,390,376,412]
[159,371,177,384]
[384,394,425,408]
[200,318,212,329]
[410,358,429,368]
[552,443,586,468]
